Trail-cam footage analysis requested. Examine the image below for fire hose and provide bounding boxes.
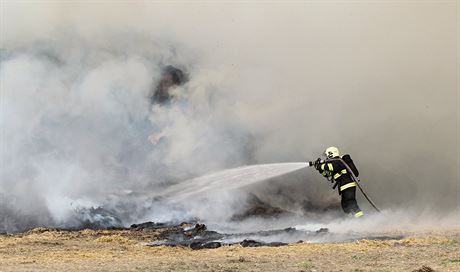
[308,158,381,213]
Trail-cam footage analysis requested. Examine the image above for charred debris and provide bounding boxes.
[4,196,402,249]
[67,207,330,250]
[145,222,329,250]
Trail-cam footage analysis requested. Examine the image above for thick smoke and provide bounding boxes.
[1,2,459,232]
[0,32,255,230]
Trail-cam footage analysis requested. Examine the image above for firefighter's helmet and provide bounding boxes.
[324,146,340,158]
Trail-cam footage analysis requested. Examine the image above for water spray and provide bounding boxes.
[307,159,381,213]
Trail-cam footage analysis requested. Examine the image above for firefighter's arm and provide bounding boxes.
[314,160,331,178]
[318,167,333,182]
[320,160,348,178]
[319,161,337,172]
[312,160,324,175]
[320,169,329,177]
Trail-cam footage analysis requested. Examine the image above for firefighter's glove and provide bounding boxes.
[314,158,322,170]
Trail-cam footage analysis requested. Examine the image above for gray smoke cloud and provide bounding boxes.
[1,1,459,232]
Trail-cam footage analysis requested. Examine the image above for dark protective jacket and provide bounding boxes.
[318,154,359,194]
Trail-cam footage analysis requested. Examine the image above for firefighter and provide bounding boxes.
[314,146,364,218]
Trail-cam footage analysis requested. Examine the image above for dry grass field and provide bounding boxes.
[1,228,459,272]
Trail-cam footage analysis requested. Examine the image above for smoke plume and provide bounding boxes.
[0,1,458,233]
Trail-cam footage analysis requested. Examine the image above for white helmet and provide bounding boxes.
[324,146,340,158]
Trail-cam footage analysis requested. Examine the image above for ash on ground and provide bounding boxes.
[73,207,124,230]
[143,222,328,249]
[141,221,403,250]
[5,194,404,248]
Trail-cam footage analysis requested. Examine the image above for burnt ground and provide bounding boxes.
[0,226,459,272]
[143,222,323,249]
[140,221,405,250]
[1,197,459,271]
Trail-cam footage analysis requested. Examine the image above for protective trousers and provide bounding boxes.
[340,187,363,218]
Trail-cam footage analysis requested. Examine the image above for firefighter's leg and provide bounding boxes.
[340,187,363,218]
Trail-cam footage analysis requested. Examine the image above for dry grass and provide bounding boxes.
[0,228,459,272]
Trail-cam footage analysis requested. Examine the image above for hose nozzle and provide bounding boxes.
[308,159,325,167]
